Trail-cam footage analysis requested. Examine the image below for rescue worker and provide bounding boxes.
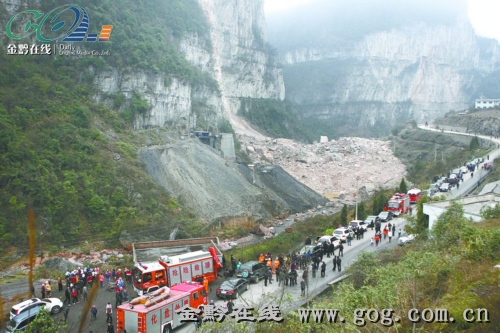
[203,277,209,294]
[273,258,279,274]
[258,254,265,263]
[266,258,273,271]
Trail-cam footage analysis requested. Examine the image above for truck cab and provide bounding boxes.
[133,262,168,296]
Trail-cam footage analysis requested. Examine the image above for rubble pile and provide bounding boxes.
[240,135,407,203]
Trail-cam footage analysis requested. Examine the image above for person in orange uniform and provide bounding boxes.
[258,254,264,263]
[266,258,272,270]
[273,258,279,274]
[203,276,209,294]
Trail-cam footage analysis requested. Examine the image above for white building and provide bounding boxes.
[475,99,500,109]
[423,194,500,230]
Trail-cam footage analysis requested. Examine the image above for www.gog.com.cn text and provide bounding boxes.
[297,308,490,326]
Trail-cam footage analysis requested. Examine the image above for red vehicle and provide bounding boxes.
[384,193,410,215]
[132,249,223,296]
[407,188,422,203]
[117,282,207,333]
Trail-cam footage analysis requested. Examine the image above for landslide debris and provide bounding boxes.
[239,135,407,203]
[139,139,327,223]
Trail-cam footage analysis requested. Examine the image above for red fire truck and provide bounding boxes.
[407,188,422,203]
[132,249,223,296]
[117,282,207,333]
[384,193,410,215]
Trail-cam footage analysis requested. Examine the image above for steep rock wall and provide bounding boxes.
[198,0,285,102]
[279,19,500,136]
[91,0,285,131]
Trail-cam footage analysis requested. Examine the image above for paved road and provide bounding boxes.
[417,125,499,199]
[176,217,410,333]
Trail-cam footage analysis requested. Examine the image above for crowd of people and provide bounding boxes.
[222,222,403,299]
[31,265,134,333]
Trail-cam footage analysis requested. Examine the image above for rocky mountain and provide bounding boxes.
[266,0,500,138]
[435,109,500,137]
[91,0,284,131]
[0,0,290,250]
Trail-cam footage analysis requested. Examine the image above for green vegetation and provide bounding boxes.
[228,189,393,262]
[356,202,366,220]
[372,191,388,215]
[0,51,202,259]
[406,194,430,235]
[392,127,491,188]
[340,204,347,226]
[238,98,307,140]
[25,309,67,333]
[36,0,217,89]
[211,201,500,333]
[470,136,480,150]
[398,177,408,193]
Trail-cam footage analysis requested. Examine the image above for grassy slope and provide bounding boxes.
[0,52,206,261]
[393,127,491,188]
[0,0,218,261]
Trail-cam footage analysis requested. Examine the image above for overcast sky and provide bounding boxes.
[264,0,500,43]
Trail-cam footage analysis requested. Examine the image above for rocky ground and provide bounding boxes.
[239,134,407,203]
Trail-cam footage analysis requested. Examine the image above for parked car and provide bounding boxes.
[316,235,340,249]
[398,234,416,246]
[236,261,267,283]
[299,245,316,255]
[6,305,44,332]
[332,227,354,243]
[451,168,461,175]
[215,278,249,299]
[311,244,325,259]
[10,298,63,320]
[349,220,368,231]
[460,166,468,174]
[428,183,439,195]
[439,183,450,192]
[377,211,394,222]
[364,216,379,228]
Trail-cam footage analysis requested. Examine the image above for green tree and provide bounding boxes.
[470,136,480,150]
[357,202,366,220]
[340,204,348,226]
[25,309,67,333]
[431,202,476,249]
[372,192,387,215]
[398,178,408,193]
[372,195,380,215]
[347,251,380,288]
[405,193,430,235]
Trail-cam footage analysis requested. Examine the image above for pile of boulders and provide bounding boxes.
[239,134,406,203]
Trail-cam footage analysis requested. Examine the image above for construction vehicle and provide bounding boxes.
[132,237,223,296]
[117,281,207,333]
[383,193,410,216]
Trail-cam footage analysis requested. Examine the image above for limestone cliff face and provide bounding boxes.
[196,0,285,115]
[91,0,285,130]
[278,18,500,136]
